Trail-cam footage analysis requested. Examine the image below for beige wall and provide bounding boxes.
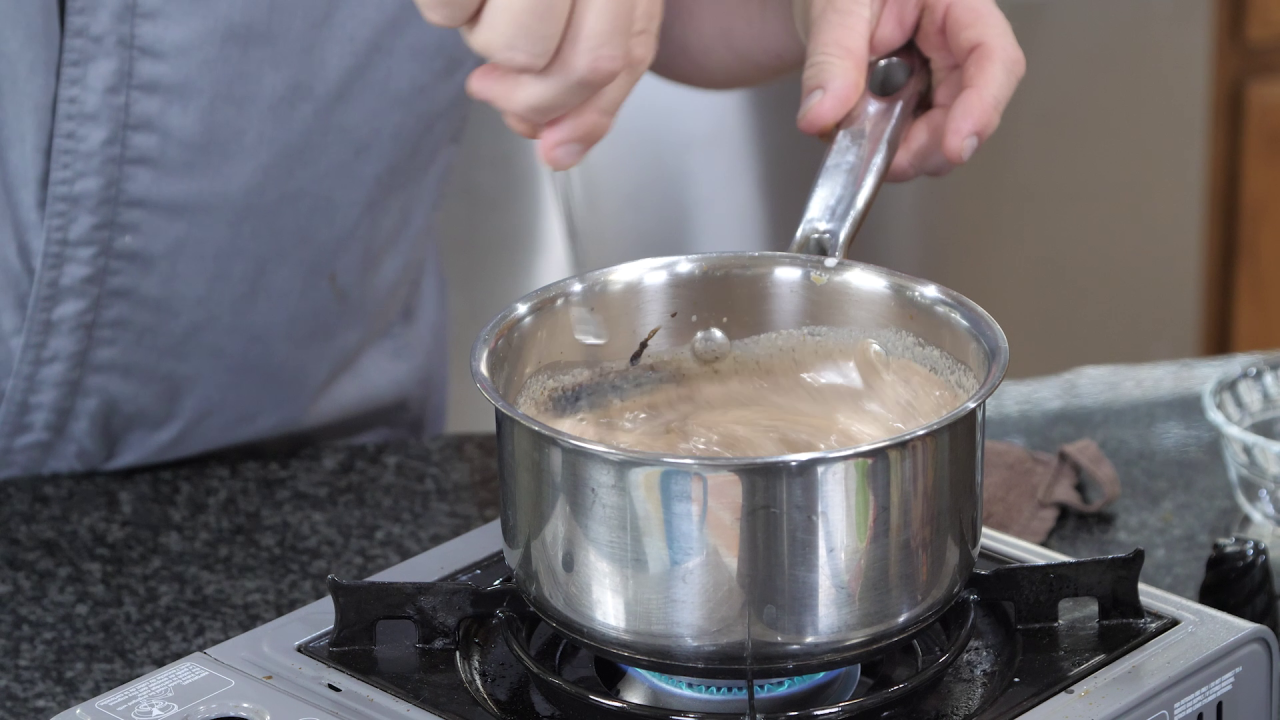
[851,0,1215,379]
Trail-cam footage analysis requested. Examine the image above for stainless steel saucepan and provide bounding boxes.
[472,44,1009,677]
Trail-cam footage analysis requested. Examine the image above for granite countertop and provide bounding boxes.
[983,354,1267,595]
[0,354,1267,720]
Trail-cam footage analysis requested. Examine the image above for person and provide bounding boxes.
[0,0,1023,480]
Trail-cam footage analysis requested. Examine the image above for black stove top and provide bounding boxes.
[300,549,1176,720]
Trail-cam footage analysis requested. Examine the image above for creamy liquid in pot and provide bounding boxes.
[515,326,976,457]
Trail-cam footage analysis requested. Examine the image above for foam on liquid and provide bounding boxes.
[515,327,978,458]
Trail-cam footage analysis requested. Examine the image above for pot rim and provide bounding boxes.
[471,252,1010,466]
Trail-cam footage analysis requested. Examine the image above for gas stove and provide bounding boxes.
[54,523,1279,720]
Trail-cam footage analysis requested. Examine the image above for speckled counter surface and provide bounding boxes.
[0,437,503,720]
[0,354,1269,720]
[984,353,1269,598]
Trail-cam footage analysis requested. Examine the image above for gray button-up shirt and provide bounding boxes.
[0,0,475,478]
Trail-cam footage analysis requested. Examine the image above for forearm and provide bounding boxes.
[651,0,806,89]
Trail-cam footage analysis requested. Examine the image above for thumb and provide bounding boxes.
[797,0,882,136]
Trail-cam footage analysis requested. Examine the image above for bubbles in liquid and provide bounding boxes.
[516,326,978,458]
[857,339,890,382]
[691,328,731,364]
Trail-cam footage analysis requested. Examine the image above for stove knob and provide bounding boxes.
[1199,536,1280,636]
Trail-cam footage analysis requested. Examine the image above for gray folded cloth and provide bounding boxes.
[982,439,1121,544]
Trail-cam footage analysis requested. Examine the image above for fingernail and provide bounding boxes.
[550,143,585,169]
[961,135,979,163]
[798,89,824,121]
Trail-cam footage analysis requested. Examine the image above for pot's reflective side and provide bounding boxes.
[477,253,1006,673]
[496,405,983,671]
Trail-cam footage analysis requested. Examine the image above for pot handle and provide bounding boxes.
[789,43,931,260]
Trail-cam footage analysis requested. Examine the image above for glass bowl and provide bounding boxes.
[1204,358,1280,527]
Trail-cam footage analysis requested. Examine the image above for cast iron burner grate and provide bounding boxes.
[299,549,1177,719]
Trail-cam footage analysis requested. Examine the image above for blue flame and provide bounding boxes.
[632,669,829,698]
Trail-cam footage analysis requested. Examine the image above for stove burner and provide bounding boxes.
[613,666,862,713]
[627,669,832,697]
[302,548,1180,720]
[494,595,976,719]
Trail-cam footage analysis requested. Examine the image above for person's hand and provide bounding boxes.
[413,0,664,171]
[793,0,1025,180]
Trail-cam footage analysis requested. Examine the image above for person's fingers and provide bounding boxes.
[412,0,484,28]
[925,59,966,109]
[885,108,950,181]
[465,0,634,125]
[927,0,1025,164]
[536,0,663,169]
[868,0,923,57]
[502,112,542,139]
[797,0,883,135]
[461,0,573,72]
